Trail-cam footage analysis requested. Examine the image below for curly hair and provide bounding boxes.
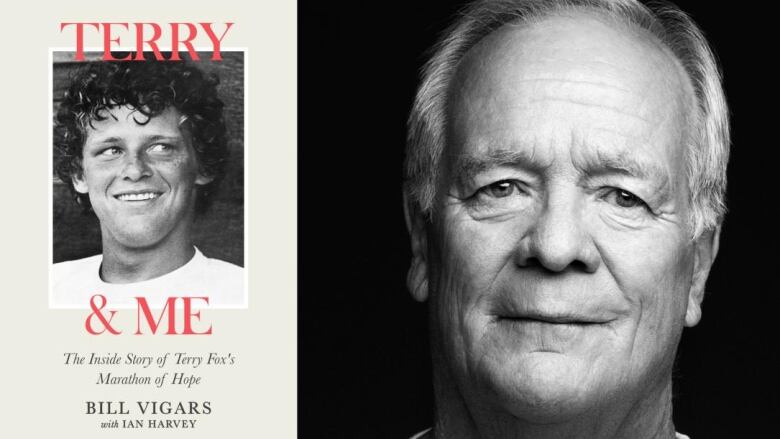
[54,58,228,213]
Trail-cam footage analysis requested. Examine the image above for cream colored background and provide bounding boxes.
[0,1,296,437]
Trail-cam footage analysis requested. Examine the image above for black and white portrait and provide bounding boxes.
[301,1,775,437]
[50,51,246,309]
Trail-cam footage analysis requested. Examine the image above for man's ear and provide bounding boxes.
[196,174,215,185]
[404,192,430,303]
[72,173,89,194]
[685,225,721,327]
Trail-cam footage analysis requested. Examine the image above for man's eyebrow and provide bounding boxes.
[450,148,547,184]
[450,147,670,186]
[86,136,124,145]
[586,150,667,182]
[143,134,184,143]
[86,134,183,145]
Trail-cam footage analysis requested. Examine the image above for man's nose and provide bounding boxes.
[515,194,600,273]
[120,154,153,181]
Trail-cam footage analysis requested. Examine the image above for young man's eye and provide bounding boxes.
[99,147,122,157]
[148,143,173,153]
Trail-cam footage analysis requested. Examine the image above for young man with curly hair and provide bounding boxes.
[52,59,243,308]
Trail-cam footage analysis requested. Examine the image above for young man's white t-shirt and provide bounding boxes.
[52,247,244,308]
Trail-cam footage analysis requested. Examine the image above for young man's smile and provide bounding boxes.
[73,105,213,249]
[113,191,163,202]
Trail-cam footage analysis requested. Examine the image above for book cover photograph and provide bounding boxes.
[51,47,247,310]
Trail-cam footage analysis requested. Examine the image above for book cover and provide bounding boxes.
[2,2,296,437]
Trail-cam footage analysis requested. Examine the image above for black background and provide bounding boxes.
[299,1,777,437]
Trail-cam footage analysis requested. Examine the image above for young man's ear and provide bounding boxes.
[404,192,430,303]
[72,173,89,194]
[685,225,721,327]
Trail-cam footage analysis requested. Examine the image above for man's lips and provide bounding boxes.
[496,312,613,325]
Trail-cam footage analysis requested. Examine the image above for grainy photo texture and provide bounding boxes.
[51,51,246,309]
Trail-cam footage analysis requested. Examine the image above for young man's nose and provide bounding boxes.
[120,154,153,181]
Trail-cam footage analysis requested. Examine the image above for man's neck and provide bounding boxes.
[431,367,677,439]
[100,238,196,284]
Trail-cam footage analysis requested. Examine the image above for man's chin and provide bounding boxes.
[106,225,170,250]
[481,353,605,422]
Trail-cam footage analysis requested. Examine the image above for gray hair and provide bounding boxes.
[404,0,729,237]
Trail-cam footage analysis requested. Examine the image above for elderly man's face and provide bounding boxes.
[74,105,212,249]
[414,13,718,421]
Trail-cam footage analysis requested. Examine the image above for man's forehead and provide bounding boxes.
[84,105,185,139]
[445,10,692,173]
[450,138,670,182]
[450,10,692,116]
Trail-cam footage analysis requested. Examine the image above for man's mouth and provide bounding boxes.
[114,192,162,201]
[497,313,610,325]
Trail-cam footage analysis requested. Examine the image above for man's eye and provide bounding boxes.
[461,179,530,218]
[478,180,521,199]
[148,143,173,153]
[99,147,122,156]
[604,188,647,209]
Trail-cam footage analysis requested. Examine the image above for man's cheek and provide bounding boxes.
[597,231,678,284]
[449,222,513,271]
[441,246,498,309]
